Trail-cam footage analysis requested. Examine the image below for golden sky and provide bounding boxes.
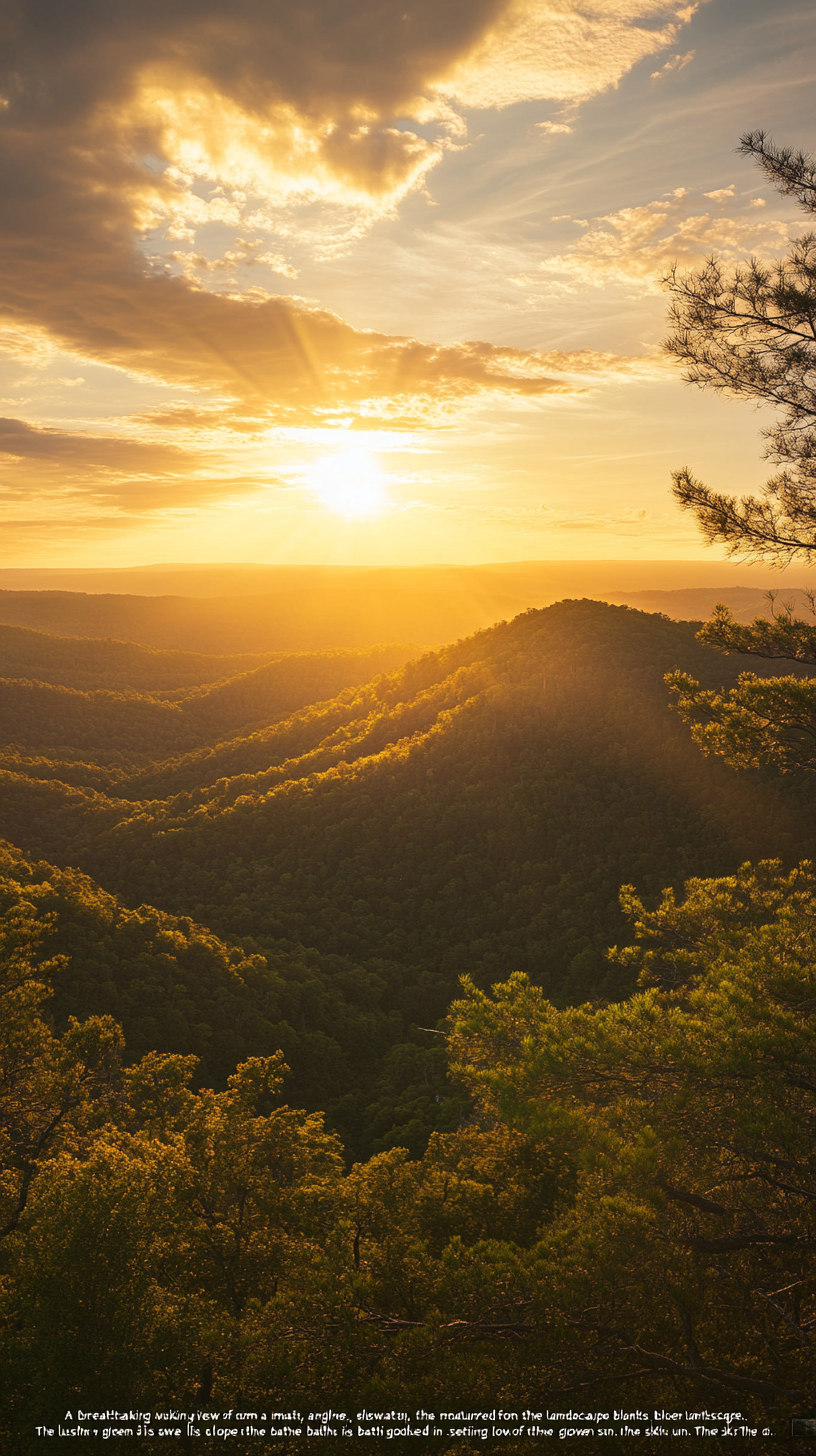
[2,0,815,565]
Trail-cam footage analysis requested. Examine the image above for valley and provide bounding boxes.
[2,597,813,1162]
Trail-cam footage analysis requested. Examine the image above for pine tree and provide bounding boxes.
[667,131,816,562]
[665,134,816,772]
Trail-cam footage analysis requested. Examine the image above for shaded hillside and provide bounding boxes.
[118,656,487,800]
[0,841,459,1159]
[85,601,812,992]
[0,644,417,761]
[0,679,204,758]
[171,643,419,735]
[0,841,281,1085]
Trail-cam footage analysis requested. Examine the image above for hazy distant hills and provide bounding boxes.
[1,559,811,601]
[0,622,272,691]
[603,586,816,621]
[0,560,814,652]
[0,584,525,652]
[1,599,813,1157]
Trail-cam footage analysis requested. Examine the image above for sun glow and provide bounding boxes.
[307,449,387,518]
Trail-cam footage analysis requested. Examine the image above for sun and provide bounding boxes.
[307,449,386,518]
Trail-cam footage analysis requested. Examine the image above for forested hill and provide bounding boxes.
[0,640,418,764]
[1,598,814,1158]
[0,840,436,1153]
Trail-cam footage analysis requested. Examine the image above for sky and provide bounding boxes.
[2,0,816,567]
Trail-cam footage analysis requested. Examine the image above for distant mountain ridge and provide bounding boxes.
[1,567,813,655]
[0,585,524,651]
[1,558,811,598]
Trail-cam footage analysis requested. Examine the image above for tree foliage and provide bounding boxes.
[447,859,816,1420]
[4,859,816,1452]
[663,133,816,777]
[668,668,816,773]
[697,597,816,665]
[668,597,816,775]
[0,900,123,1245]
[2,590,816,1448]
[667,131,816,562]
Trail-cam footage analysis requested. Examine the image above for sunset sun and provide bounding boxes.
[307,449,386,518]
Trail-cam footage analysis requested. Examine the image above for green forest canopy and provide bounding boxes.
[4,853,816,1451]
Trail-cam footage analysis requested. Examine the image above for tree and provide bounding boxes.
[664,134,816,773]
[0,898,123,1243]
[446,859,816,1424]
[667,662,816,773]
[667,130,816,563]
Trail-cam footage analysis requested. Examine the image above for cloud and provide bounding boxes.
[0,340,660,538]
[1,252,655,431]
[533,188,791,294]
[0,415,252,521]
[167,239,300,280]
[3,0,697,263]
[650,48,694,79]
[0,0,706,426]
[0,336,663,544]
[0,416,191,472]
[441,1,704,110]
[0,325,61,364]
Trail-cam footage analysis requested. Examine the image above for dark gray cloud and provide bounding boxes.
[2,0,504,130]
